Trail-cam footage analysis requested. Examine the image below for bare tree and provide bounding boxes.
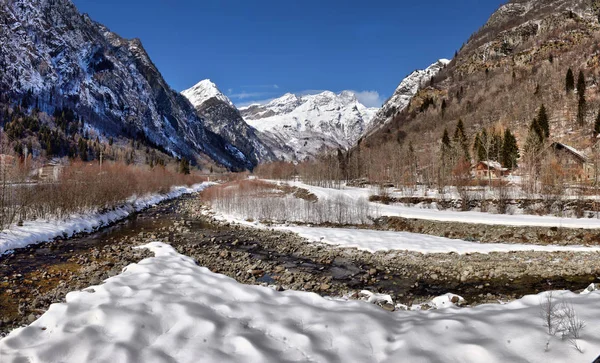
[539,291,561,336]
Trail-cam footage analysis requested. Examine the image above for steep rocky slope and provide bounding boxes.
[360,0,600,164]
[364,59,450,137]
[0,0,251,169]
[182,80,276,166]
[241,91,378,160]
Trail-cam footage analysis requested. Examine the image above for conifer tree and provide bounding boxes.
[179,158,190,174]
[536,104,549,139]
[501,129,519,169]
[473,132,483,162]
[578,93,587,127]
[453,119,470,162]
[441,128,451,150]
[566,68,575,94]
[577,70,586,95]
[490,131,503,161]
[441,99,447,117]
[525,117,544,155]
[577,70,587,127]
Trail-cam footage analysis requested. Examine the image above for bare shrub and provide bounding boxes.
[558,301,586,353]
[2,160,206,230]
[202,180,377,225]
[539,291,561,336]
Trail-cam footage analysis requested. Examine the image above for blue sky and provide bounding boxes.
[73,0,505,107]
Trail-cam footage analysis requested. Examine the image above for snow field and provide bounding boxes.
[276,225,600,254]
[284,180,600,229]
[1,242,599,363]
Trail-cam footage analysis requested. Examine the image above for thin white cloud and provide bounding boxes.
[240,84,280,90]
[235,97,278,108]
[228,91,273,100]
[352,90,384,108]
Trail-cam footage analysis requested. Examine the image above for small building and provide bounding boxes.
[473,160,509,180]
[38,161,63,182]
[549,142,594,182]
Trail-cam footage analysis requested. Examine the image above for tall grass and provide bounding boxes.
[201,180,377,225]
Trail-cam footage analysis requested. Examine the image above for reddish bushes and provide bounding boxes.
[1,161,206,229]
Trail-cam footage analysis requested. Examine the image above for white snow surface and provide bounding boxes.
[181,79,234,108]
[278,225,600,254]
[0,182,214,255]
[285,180,600,229]
[2,241,600,363]
[240,91,378,160]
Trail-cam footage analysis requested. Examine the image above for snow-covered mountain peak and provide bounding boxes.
[239,90,379,160]
[182,79,234,108]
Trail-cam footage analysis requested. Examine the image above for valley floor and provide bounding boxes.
[1,184,600,362]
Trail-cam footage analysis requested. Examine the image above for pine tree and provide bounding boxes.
[476,130,487,162]
[536,104,549,139]
[501,129,519,169]
[179,158,190,174]
[453,119,470,162]
[526,117,544,154]
[577,70,587,127]
[577,93,587,127]
[442,128,451,149]
[577,70,586,96]
[441,99,447,117]
[490,131,503,161]
[566,68,575,94]
[473,133,483,162]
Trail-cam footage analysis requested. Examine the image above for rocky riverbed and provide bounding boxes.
[1,192,599,336]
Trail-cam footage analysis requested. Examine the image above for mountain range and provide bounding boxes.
[0,0,253,169]
[0,0,498,170]
[240,91,378,160]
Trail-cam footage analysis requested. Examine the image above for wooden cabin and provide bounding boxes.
[549,142,593,182]
[473,161,509,180]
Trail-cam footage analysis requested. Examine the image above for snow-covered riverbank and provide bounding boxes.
[1,242,598,363]
[283,181,600,229]
[0,182,214,255]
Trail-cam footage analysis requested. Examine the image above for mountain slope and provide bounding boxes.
[364,59,450,138]
[360,0,600,168]
[241,91,378,160]
[0,0,251,170]
[182,80,276,166]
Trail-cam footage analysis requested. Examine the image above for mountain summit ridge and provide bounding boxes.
[240,90,378,160]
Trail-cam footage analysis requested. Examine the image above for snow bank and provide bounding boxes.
[286,181,600,229]
[277,225,600,254]
[0,182,214,255]
[1,242,599,363]
[210,210,600,254]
